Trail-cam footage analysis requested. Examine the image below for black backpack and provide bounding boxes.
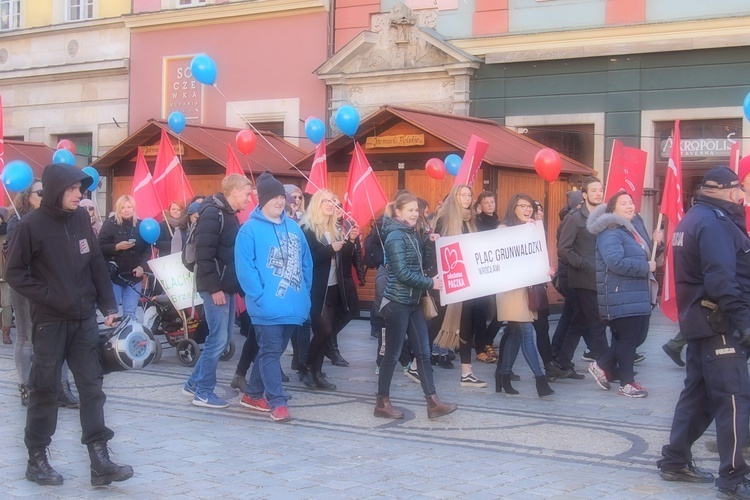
[182,208,223,272]
[363,220,384,269]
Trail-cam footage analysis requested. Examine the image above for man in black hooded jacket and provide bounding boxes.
[6,163,133,487]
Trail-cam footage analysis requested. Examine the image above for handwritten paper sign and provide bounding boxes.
[148,252,203,310]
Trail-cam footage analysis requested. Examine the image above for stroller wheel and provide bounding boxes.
[220,340,236,362]
[176,339,200,367]
[152,340,163,364]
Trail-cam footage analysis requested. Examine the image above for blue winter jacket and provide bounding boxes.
[587,205,652,320]
[234,207,313,326]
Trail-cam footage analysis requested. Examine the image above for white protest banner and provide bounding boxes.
[436,222,550,305]
[147,252,203,310]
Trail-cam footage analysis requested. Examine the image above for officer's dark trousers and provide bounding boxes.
[658,334,750,489]
[557,288,607,368]
[25,316,114,450]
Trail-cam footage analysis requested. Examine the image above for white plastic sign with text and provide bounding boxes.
[148,252,203,310]
[436,222,551,305]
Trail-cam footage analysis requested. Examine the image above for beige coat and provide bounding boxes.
[496,287,537,322]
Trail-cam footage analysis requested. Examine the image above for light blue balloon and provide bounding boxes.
[190,54,217,86]
[139,218,160,245]
[744,92,750,122]
[305,117,325,144]
[2,160,34,192]
[53,148,76,166]
[168,111,186,134]
[444,154,462,176]
[82,166,100,192]
[335,105,360,137]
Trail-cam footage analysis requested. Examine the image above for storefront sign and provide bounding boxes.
[140,143,184,157]
[659,135,737,159]
[148,253,203,311]
[365,134,425,149]
[162,55,204,122]
[436,223,550,305]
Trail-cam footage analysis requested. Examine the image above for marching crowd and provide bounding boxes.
[6,161,750,498]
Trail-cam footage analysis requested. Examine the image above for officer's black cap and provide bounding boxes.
[701,166,740,189]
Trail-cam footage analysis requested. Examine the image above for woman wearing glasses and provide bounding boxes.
[79,198,102,237]
[6,180,79,408]
[494,194,555,397]
[284,185,305,221]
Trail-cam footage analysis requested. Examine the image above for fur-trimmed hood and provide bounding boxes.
[586,204,637,236]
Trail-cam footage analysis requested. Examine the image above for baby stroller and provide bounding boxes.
[98,316,159,373]
[139,273,235,367]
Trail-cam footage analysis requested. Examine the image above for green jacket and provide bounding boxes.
[382,216,433,306]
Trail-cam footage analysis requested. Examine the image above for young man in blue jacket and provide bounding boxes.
[235,172,312,422]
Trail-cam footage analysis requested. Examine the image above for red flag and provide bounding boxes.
[454,134,489,187]
[0,96,6,206]
[659,120,685,323]
[604,139,648,212]
[153,129,194,209]
[305,139,328,195]
[131,149,163,220]
[343,143,388,229]
[730,141,741,174]
[226,143,256,223]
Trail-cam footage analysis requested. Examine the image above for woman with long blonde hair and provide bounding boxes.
[98,195,151,319]
[299,190,360,390]
[429,184,487,388]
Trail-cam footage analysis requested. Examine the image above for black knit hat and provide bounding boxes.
[256,171,286,208]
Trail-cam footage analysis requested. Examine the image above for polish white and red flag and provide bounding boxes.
[153,129,193,211]
[131,148,163,220]
[226,143,256,223]
[343,142,388,230]
[604,140,648,212]
[0,96,6,206]
[659,120,685,323]
[305,139,328,195]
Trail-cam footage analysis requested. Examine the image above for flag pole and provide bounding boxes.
[651,213,663,261]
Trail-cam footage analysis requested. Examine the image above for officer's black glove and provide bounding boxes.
[737,329,750,350]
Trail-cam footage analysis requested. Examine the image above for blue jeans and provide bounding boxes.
[112,280,141,319]
[188,291,236,398]
[378,301,435,398]
[499,321,543,377]
[245,324,295,409]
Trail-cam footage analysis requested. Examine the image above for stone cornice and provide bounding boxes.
[0,59,129,84]
[123,0,328,31]
[452,15,750,63]
[0,17,125,41]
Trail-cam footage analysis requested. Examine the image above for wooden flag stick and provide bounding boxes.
[651,213,663,261]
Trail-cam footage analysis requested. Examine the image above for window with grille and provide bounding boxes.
[178,0,207,6]
[67,0,93,22]
[0,0,20,31]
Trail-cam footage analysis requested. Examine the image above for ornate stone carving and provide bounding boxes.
[0,48,8,65]
[67,39,79,57]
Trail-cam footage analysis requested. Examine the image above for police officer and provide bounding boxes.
[657,166,750,499]
[6,164,133,487]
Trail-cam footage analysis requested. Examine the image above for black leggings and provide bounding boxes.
[308,285,341,373]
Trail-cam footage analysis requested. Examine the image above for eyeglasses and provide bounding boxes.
[32,190,43,197]
[516,204,533,210]
[321,199,335,205]
[292,195,303,200]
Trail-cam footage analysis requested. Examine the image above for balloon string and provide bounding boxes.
[3,183,19,220]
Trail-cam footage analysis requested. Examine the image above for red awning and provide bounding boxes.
[4,140,56,178]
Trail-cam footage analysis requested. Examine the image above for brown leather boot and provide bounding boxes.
[426,394,457,419]
[2,326,11,345]
[374,395,404,419]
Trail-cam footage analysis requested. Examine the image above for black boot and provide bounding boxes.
[438,354,454,369]
[535,375,555,397]
[298,364,317,388]
[313,372,337,391]
[498,374,519,395]
[26,448,64,485]
[291,352,299,371]
[88,441,133,486]
[327,334,349,367]
[19,383,30,407]
[58,381,79,409]
[545,361,573,380]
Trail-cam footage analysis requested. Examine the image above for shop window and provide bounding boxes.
[67,0,93,21]
[523,124,595,167]
[0,0,20,31]
[57,133,93,169]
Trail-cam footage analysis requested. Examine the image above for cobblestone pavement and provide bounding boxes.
[0,310,727,498]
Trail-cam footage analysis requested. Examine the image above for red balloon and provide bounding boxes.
[534,148,562,182]
[425,158,446,180]
[235,130,257,155]
[57,139,76,155]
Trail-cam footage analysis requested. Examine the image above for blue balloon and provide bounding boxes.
[82,166,100,192]
[2,160,34,192]
[53,148,76,166]
[190,54,217,86]
[744,92,750,122]
[305,117,326,144]
[335,105,360,137]
[445,154,462,176]
[168,111,186,134]
[139,218,160,245]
